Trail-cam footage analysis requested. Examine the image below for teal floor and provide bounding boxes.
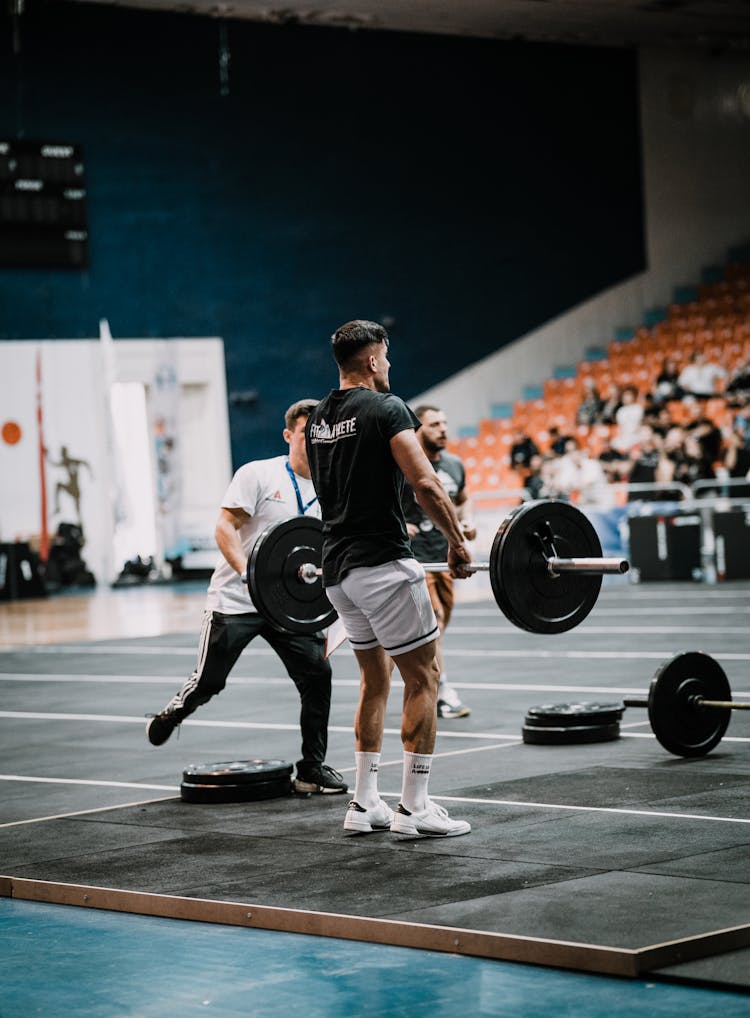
[2,899,748,1017]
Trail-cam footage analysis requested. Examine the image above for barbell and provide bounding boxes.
[624,651,750,758]
[246,499,629,636]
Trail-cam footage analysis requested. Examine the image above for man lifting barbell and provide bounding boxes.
[145,398,348,796]
[305,319,475,839]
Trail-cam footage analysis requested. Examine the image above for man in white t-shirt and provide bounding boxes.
[146,399,347,795]
[678,350,726,399]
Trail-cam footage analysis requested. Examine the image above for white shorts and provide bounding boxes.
[326,558,439,656]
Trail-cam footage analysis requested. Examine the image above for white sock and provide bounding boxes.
[354,752,381,808]
[401,751,432,812]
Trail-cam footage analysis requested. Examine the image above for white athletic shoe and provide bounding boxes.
[390,799,471,838]
[343,799,394,834]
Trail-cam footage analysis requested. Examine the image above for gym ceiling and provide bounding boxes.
[63,0,750,52]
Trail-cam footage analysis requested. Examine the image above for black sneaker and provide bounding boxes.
[293,764,348,795]
[145,711,180,746]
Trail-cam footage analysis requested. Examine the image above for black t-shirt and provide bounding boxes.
[306,387,420,585]
[402,451,465,562]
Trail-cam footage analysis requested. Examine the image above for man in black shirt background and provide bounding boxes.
[402,405,475,719]
[306,320,472,839]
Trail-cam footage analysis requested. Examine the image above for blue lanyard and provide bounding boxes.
[285,459,318,516]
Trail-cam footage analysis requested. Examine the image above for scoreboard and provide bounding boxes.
[0,139,88,269]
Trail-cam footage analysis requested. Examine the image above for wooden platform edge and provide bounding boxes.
[638,923,750,974]
[0,874,667,979]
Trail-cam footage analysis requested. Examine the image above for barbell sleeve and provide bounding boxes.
[689,699,750,711]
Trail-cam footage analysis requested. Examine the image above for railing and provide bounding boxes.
[612,480,693,503]
[691,476,750,499]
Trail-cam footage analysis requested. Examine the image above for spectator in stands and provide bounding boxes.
[733,411,750,441]
[547,425,571,456]
[683,431,717,489]
[525,454,546,500]
[654,357,684,403]
[725,359,750,406]
[626,427,672,501]
[723,422,750,496]
[678,350,726,400]
[598,434,631,483]
[613,385,644,452]
[554,438,612,506]
[647,402,674,437]
[576,377,603,426]
[684,401,723,467]
[510,429,539,476]
[641,392,663,430]
[663,426,690,486]
[525,454,566,500]
[662,424,715,489]
[598,383,623,425]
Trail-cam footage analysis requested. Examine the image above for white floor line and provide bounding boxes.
[1,777,747,832]
[9,645,208,656]
[1,709,747,746]
[0,774,178,790]
[455,598,748,614]
[0,711,519,741]
[442,649,750,661]
[373,742,520,769]
[448,626,749,635]
[455,594,748,606]
[5,782,745,831]
[619,731,750,744]
[4,674,749,702]
[425,794,750,826]
[13,645,750,663]
[0,674,301,686]
[0,796,178,829]
[585,606,750,616]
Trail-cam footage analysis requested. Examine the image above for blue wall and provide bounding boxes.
[2,4,645,464]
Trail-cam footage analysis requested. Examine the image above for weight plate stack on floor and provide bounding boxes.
[522,702,624,745]
[180,759,293,803]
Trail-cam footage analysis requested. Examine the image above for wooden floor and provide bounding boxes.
[0,584,207,647]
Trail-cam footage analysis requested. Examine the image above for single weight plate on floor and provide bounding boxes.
[183,759,293,786]
[247,516,338,634]
[180,777,292,804]
[490,500,603,634]
[522,721,620,745]
[525,702,625,728]
[648,651,732,758]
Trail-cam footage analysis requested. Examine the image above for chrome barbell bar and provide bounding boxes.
[298,556,629,584]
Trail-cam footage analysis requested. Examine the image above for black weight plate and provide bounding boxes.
[183,759,293,786]
[525,702,625,728]
[649,651,731,758]
[522,722,620,745]
[247,516,338,634]
[180,777,292,804]
[490,500,603,635]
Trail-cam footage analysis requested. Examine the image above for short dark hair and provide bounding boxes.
[285,398,319,430]
[331,320,388,369]
[413,404,441,420]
